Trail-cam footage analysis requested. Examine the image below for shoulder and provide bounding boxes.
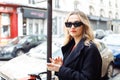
[83,42,102,62]
[85,41,98,50]
[84,41,100,55]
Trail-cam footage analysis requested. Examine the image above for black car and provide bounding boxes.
[0,35,46,59]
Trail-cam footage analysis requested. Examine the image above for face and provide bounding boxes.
[65,14,83,38]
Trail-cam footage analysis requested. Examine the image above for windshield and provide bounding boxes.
[8,36,25,45]
[18,36,30,44]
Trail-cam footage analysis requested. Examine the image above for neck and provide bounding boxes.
[74,36,82,46]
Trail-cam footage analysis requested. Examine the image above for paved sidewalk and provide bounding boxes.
[109,73,120,80]
[109,67,120,80]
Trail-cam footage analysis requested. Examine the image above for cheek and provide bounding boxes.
[77,27,83,34]
[66,28,70,34]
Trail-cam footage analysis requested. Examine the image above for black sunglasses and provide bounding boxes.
[65,21,84,28]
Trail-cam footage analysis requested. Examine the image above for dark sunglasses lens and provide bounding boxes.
[74,22,83,27]
[65,22,83,28]
[65,22,72,27]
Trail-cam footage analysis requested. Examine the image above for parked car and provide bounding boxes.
[96,39,114,79]
[0,41,62,80]
[0,35,46,59]
[8,36,25,44]
[105,30,114,36]
[0,40,113,79]
[94,29,106,39]
[102,34,120,67]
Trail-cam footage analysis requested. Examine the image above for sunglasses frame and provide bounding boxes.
[65,21,84,28]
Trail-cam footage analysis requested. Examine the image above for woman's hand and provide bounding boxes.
[47,56,63,72]
[50,56,63,65]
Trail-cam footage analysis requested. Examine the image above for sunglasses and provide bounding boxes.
[65,21,84,28]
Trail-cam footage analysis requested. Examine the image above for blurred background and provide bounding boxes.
[0,0,120,80]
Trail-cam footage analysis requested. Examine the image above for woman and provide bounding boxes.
[47,10,102,80]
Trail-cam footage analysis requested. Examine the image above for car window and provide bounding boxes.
[28,36,37,43]
[27,38,33,42]
[8,36,24,45]
[18,36,29,44]
[37,35,46,41]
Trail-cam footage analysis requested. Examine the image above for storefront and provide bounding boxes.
[88,15,110,30]
[0,3,18,45]
[21,7,47,35]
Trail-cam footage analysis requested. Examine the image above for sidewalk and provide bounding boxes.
[109,73,120,80]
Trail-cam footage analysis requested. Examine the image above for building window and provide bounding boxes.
[28,19,33,35]
[35,23,39,34]
[29,24,33,35]
[74,0,79,10]
[52,17,57,35]
[89,6,95,15]
[29,0,35,4]
[23,19,27,35]
[115,13,119,19]
[100,0,103,2]
[115,0,118,8]
[1,13,10,38]
[109,0,112,7]
[109,11,112,18]
[100,0,103,4]
[100,9,105,17]
[55,0,60,8]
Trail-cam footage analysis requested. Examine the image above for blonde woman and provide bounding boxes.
[47,10,102,80]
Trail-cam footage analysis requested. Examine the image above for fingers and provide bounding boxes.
[47,57,63,72]
[47,63,54,71]
[49,58,54,63]
[47,63,53,67]
[49,57,62,62]
[47,63,61,72]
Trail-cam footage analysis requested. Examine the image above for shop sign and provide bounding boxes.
[0,6,14,12]
[23,8,47,19]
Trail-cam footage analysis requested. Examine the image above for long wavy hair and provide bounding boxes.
[63,10,95,46]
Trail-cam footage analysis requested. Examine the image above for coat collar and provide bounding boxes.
[62,38,85,66]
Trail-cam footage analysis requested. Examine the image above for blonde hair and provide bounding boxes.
[63,10,95,46]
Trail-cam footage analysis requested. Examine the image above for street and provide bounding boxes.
[109,67,120,80]
[0,60,120,80]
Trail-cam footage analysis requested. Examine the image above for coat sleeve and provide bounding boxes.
[56,44,102,80]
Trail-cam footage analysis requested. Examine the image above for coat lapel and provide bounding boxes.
[63,39,85,66]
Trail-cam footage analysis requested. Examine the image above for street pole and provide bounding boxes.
[47,0,52,80]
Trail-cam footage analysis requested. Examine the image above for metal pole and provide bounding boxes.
[47,0,52,80]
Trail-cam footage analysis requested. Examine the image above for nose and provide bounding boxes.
[71,24,75,28]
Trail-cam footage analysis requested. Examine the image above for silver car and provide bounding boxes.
[96,39,114,79]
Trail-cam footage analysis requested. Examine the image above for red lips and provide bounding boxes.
[70,30,76,32]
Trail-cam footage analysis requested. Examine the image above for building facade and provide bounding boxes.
[0,2,47,45]
[17,7,47,36]
[36,0,120,35]
[0,0,120,45]
[0,3,19,45]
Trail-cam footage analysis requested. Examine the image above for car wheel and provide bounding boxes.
[16,50,24,56]
[106,63,114,79]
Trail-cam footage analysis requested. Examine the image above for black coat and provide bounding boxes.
[56,38,102,80]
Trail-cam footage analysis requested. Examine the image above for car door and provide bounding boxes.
[22,36,37,52]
